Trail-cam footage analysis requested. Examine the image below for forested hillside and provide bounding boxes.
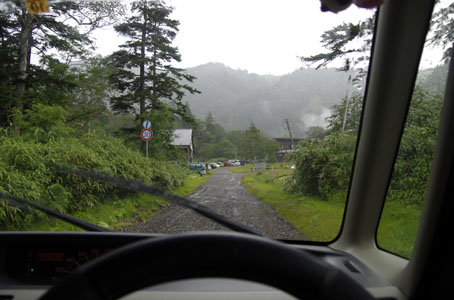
[182,63,354,138]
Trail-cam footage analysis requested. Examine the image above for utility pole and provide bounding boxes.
[285,118,294,150]
[342,74,353,132]
[342,59,354,132]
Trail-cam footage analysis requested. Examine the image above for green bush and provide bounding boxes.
[387,87,442,205]
[288,86,442,207]
[288,133,356,199]
[0,124,189,230]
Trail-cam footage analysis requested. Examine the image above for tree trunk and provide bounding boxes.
[139,5,147,153]
[14,10,34,135]
[139,14,146,117]
[151,21,158,110]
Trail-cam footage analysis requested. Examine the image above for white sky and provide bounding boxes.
[92,0,446,75]
[93,0,375,75]
[168,0,375,75]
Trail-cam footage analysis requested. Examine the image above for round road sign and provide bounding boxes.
[140,129,153,141]
[143,120,151,129]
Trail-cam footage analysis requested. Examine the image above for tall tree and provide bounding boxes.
[238,123,279,162]
[302,16,374,81]
[109,0,199,122]
[303,1,454,74]
[69,56,115,133]
[429,2,454,62]
[0,0,123,131]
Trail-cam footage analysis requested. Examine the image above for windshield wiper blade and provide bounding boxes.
[0,191,112,232]
[52,165,265,236]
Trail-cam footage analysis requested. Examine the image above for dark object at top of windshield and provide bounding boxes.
[52,164,265,236]
[321,0,383,12]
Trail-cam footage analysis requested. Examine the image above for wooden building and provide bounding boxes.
[171,129,194,161]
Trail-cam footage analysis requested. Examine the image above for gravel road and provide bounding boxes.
[126,167,305,240]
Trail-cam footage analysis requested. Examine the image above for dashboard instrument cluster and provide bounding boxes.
[7,246,113,284]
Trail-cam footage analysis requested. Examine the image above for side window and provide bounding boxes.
[376,1,451,258]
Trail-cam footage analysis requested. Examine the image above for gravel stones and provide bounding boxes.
[126,168,305,240]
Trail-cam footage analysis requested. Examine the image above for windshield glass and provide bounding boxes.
[2,0,444,245]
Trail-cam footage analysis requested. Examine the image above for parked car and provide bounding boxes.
[231,160,241,166]
[210,163,219,169]
[223,161,231,167]
[188,162,206,175]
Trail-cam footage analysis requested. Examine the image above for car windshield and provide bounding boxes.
[0,0,450,253]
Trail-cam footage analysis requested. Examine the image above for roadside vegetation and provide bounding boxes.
[0,117,191,230]
[241,85,442,258]
[19,172,211,232]
[242,168,344,241]
[242,167,421,258]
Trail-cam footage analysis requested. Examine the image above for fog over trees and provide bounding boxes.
[181,62,356,138]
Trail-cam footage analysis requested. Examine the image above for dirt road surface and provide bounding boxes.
[126,167,305,240]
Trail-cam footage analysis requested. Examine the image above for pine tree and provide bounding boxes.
[109,0,199,123]
[301,16,374,81]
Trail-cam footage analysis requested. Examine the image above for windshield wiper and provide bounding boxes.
[52,165,265,236]
[0,191,112,232]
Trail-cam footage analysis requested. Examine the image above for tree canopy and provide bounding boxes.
[0,0,123,131]
[109,0,199,120]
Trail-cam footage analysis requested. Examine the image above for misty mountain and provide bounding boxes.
[182,63,353,138]
[416,63,449,95]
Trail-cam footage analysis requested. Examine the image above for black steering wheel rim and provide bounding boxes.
[39,232,374,300]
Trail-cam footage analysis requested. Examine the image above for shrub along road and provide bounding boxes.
[126,167,305,240]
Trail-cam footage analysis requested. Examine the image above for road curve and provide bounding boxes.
[126,167,305,240]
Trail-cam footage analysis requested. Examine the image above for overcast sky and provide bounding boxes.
[92,0,444,75]
[93,0,374,75]
[167,0,376,75]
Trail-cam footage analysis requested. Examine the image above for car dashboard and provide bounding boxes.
[0,232,403,300]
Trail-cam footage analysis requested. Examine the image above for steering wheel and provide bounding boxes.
[39,232,374,300]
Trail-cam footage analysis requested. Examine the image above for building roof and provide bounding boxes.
[171,129,193,147]
[274,137,302,142]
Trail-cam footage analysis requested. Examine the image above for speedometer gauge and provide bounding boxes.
[8,246,112,284]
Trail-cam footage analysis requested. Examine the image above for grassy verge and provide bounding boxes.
[21,193,166,232]
[242,168,421,258]
[230,163,294,174]
[229,164,254,173]
[173,172,213,196]
[21,172,213,232]
[376,201,422,258]
[242,169,344,241]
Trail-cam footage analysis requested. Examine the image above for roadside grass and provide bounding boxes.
[173,172,212,196]
[376,201,422,259]
[21,172,213,232]
[229,164,254,173]
[242,168,421,258]
[230,162,294,174]
[242,169,344,241]
[21,193,166,232]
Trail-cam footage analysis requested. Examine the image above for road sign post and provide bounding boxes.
[140,128,153,158]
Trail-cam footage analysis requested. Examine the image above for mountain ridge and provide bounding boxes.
[182,62,353,138]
